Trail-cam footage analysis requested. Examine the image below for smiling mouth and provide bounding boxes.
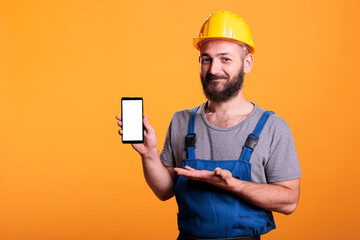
[210,78,227,81]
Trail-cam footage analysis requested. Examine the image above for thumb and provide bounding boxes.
[214,167,232,179]
[214,167,222,176]
[143,115,155,133]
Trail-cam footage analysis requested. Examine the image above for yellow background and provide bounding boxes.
[1,0,359,239]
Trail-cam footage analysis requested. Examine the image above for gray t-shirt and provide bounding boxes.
[160,102,301,183]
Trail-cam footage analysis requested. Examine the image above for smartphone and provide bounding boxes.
[121,97,144,143]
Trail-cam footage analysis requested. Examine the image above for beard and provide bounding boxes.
[201,68,244,102]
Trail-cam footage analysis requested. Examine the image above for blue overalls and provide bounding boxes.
[175,106,276,239]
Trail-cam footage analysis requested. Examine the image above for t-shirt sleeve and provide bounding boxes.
[265,119,301,182]
[160,116,176,167]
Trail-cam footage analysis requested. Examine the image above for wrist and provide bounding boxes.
[227,177,242,193]
[141,148,159,160]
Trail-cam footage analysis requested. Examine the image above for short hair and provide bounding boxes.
[239,45,250,60]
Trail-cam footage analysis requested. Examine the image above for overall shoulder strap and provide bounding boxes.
[185,106,200,159]
[239,111,274,163]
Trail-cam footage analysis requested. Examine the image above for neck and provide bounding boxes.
[205,89,253,116]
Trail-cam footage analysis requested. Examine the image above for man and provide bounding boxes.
[116,10,301,240]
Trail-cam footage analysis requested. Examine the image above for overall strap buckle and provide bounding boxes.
[185,133,197,149]
[244,133,259,151]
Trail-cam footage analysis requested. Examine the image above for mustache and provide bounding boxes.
[205,73,229,81]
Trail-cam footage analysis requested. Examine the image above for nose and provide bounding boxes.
[209,59,222,75]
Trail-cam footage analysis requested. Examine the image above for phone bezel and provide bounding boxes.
[121,97,144,144]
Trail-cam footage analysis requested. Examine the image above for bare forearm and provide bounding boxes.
[141,150,175,201]
[226,178,300,215]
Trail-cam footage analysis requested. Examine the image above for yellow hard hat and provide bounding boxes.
[193,10,255,53]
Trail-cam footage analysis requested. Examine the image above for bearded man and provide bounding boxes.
[116,10,301,240]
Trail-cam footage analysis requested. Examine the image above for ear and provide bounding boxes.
[198,55,201,63]
[243,54,254,74]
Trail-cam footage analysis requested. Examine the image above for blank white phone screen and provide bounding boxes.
[122,99,143,142]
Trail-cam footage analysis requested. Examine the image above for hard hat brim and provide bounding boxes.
[193,37,255,54]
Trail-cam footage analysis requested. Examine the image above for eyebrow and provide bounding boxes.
[201,52,234,57]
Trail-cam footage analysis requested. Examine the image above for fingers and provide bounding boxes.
[173,167,188,177]
[116,115,122,126]
[174,166,194,174]
[176,166,231,178]
[116,115,122,135]
[184,166,196,171]
[174,166,199,179]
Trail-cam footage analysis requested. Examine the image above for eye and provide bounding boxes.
[201,58,211,63]
[222,57,231,62]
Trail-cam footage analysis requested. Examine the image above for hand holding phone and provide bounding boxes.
[121,97,144,143]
